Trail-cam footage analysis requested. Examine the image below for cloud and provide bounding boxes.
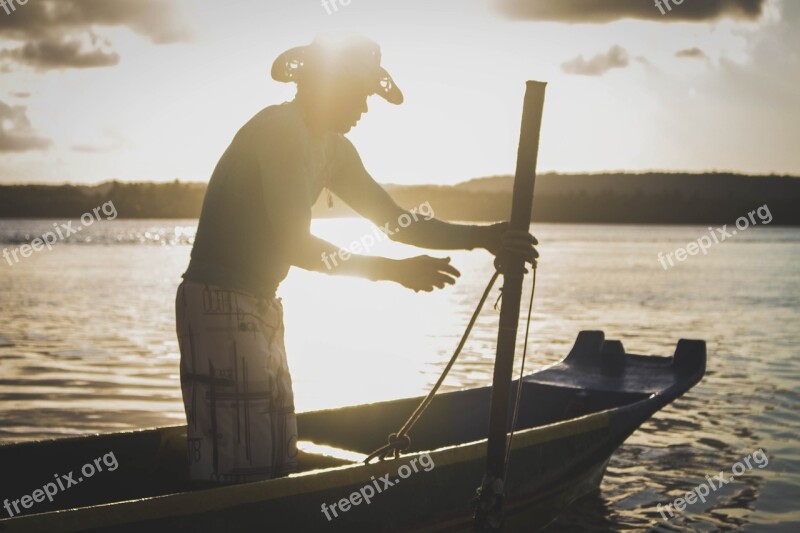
[675,47,708,59]
[494,0,766,23]
[71,128,128,153]
[0,0,190,71]
[0,100,52,152]
[0,0,190,43]
[1,36,120,70]
[71,144,111,153]
[561,45,630,76]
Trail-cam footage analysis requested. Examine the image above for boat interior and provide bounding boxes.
[0,331,704,518]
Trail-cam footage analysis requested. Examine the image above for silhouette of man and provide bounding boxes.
[175,32,537,484]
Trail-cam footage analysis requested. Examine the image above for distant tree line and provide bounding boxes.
[0,180,206,219]
[379,172,800,225]
[1,173,799,225]
[387,188,800,225]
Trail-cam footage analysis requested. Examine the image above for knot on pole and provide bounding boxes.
[364,432,411,463]
[388,432,411,453]
[473,474,505,530]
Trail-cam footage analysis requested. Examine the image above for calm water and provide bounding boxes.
[0,219,798,532]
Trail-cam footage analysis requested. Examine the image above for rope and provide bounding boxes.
[504,267,537,477]
[364,269,501,463]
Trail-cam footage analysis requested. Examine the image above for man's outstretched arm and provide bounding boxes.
[254,116,460,291]
[328,137,515,254]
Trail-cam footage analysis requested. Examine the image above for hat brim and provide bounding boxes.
[376,66,403,105]
[271,46,403,105]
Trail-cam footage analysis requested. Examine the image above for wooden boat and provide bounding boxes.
[0,330,705,532]
[1,82,705,531]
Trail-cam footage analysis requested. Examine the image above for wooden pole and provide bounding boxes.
[474,80,547,531]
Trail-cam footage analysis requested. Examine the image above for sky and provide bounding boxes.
[0,0,798,185]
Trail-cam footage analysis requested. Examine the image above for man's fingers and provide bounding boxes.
[504,241,539,256]
[495,248,539,268]
[502,231,537,245]
[438,262,461,278]
[425,271,458,291]
[402,255,463,292]
[423,256,460,278]
[500,242,539,261]
[513,246,539,259]
[429,271,457,287]
[409,256,461,292]
[502,236,538,248]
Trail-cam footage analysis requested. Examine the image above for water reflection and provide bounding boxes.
[0,219,798,531]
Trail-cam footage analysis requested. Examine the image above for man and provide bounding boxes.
[176,32,537,484]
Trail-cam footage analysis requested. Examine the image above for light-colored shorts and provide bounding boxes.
[175,280,298,483]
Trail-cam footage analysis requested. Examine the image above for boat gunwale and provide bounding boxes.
[0,346,703,532]
[0,403,646,531]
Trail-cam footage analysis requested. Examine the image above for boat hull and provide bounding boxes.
[0,331,706,532]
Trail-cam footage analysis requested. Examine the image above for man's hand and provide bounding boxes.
[387,255,461,292]
[477,222,539,269]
